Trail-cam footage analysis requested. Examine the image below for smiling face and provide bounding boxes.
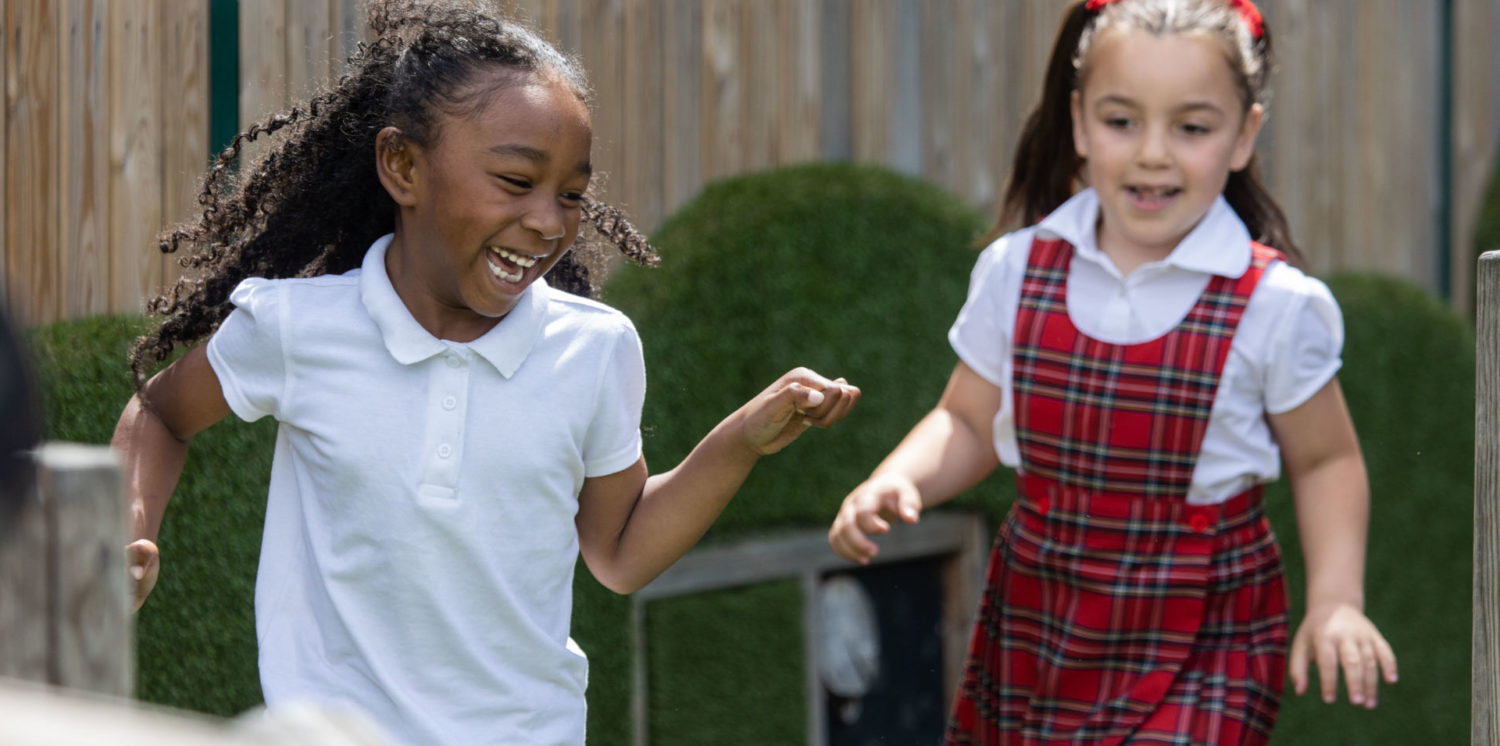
[1071,28,1262,268]
[379,69,592,340]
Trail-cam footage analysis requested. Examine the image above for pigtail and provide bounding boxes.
[983,1,1096,245]
[1224,157,1303,266]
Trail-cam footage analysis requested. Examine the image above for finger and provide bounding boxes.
[854,508,892,536]
[788,382,826,412]
[1339,636,1366,705]
[1288,632,1309,695]
[830,520,878,564]
[807,384,861,428]
[888,483,923,524]
[1360,641,1378,708]
[1316,638,1340,704]
[1374,632,1398,684]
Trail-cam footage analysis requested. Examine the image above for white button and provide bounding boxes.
[446,355,462,368]
[437,444,452,458]
[442,396,457,410]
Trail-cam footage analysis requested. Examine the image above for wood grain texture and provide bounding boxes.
[107,0,162,314]
[660,0,701,216]
[35,444,129,695]
[622,0,663,231]
[237,0,288,172]
[6,0,58,325]
[700,0,741,182]
[158,0,208,294]
[58,0,110,318]
[1476,251,1500,743]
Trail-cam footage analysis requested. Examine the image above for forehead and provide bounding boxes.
[438,71,592,152]
[1080,29,1242,108]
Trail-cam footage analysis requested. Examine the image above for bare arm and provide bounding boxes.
[575,368,860,594]
[828,361,1002,564]
[111,344,231,609]
[1270,377,1397,708]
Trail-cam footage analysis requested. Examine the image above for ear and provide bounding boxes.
[1071,90,1089,160]
[375,126,420,208]
[1230,102,1264,172]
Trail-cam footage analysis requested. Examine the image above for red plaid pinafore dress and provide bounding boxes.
[946,236,1290,745]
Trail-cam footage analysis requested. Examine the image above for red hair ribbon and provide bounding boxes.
[1083,0,1264,40]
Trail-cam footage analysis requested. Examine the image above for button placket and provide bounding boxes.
[420,349,470,501]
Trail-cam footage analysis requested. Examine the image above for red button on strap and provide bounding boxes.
[1188,513,1211,533]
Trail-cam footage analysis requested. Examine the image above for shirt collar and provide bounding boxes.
[359,233,548,378]
[1035,188,1252,278]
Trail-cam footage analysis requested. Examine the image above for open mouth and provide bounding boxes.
[1125,185,1182,212]
[486,246,540,283]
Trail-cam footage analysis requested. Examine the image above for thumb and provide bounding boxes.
[789,382,826,411]
[881,480,923,524]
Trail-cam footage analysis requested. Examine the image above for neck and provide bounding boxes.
[384,232,505,343]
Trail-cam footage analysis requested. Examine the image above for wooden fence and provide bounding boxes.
[2,0,1499,325]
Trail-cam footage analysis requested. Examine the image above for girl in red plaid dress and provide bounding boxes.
[829,0,1397,743]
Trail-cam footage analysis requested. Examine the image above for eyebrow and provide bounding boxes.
[489,143,592,176]
[1093,94,1227,117]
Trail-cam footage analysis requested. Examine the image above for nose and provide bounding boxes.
[1137,123,1171,168]
[522,196,567,242]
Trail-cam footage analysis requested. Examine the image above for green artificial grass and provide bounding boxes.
[26,162,1477,744]
[646,580,806,745]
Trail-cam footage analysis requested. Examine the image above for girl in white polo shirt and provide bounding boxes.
[828,1,1395,743]
[111,3,857,744]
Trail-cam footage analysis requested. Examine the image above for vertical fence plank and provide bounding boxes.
[41,444,130,695]
[159,0,209,296]
[1476,250,1500,743]
[920,0,956,192]
[0,445,128,696]
[816,0,850,162]
[700,0,741,182]
[286,0,332,105]
[849,0,891,165]
[58,0,109,319]
[776,0,818,166]
[660,0,701,217]
[108,0,162,315]
[239,0,288,170]
[740,0,776,172]
[622,0,663,230]
[6,0,58,325]
[579,0,623,204]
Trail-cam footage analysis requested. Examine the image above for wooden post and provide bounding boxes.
[1476,251,1500,743]
[0,443,130,697]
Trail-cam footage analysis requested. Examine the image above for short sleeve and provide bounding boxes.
[582,321,645,477]
[948,239,1013,389]
[1263,270,1344,414]
[206,278,288,422]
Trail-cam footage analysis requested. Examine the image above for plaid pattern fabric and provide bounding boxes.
[947,237,1289,745]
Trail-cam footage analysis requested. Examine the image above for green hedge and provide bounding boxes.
[31,163,1473,744]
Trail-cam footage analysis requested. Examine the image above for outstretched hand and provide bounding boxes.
[828,473,923,565]
[737,367,860,456]
[1289,602,1398,708]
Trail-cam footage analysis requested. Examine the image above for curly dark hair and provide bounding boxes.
[131,0,658,388]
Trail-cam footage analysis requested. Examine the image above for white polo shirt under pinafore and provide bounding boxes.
[206,234,645,746]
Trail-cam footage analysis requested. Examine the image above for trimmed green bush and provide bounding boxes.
[28,163,1473,744]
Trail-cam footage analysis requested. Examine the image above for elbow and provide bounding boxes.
[595,566,650,596]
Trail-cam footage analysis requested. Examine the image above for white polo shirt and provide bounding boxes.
[950,189,1344,504]
[206,234,645,746]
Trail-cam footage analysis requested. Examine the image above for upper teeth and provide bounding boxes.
[491,247,538,268]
